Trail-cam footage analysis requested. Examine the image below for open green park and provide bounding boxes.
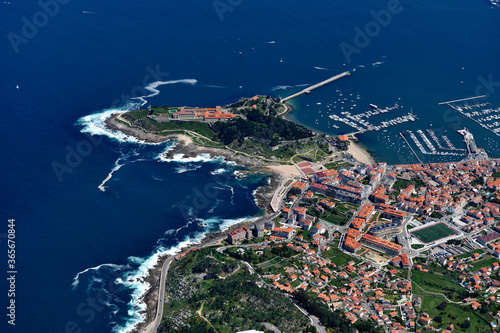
[322,247,361,266]
[417,295,494,333]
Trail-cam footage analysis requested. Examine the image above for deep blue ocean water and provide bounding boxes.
[1,0,499,332]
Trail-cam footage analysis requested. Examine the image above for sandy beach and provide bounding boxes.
[266,164,301,178]
[104,110,372,333]
[348,140,376,165]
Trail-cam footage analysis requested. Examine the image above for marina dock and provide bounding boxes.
[404,130,466,158]
[439,95,500,138]
[427,129,446,150]
[399,132,423,164]
[331,104,417,135]
[282,71,351,102]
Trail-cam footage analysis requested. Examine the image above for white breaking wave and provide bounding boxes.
[98,150,167,192]
[161,212,198,236]
[211,168,227,175]
[131,79,197,107]
[272,83,309,91]
[218,216,260,231]
[98,161,125,192]
[74,213,262,333]
[113,232,206,333]
[72,263,124,289]
[77,102,150,144]
[175,165,202,174]
[233,170,247,178]
[156,151,234,165]
[252,188,259,206]
[226,184,235,205]
[213,184,235,205]
[111,211,262,333]
[77,79,197,144]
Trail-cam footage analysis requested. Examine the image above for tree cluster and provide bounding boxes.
[212,111,312,145]
[293,290,379,333]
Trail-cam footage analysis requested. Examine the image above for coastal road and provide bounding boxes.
[142,237,225,333]
[142,256,174,333]
[292,303,326,333]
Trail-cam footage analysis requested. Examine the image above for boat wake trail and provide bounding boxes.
[272,83,309,91]
[77,79,197,144]
[99,160,125,192]
[72,263,125,289]
[132,79,197,107]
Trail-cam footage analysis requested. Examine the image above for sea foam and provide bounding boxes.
[77,102,147,144]
[78,79,197,144]
[112,211,262,333]
[75,212,262,333]
[112,232,206,333]
[98,161,125,192]
[156,150,235,166]
[72,263,125,289]
[272,83,309,91]
[131,79,197,107]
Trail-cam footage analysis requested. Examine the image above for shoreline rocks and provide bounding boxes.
[106,113,286,333]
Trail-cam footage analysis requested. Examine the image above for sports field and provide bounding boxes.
[411,223,457,244]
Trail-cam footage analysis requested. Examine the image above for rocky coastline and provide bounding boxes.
[132,214,276,333]
[106,112,286,333]
[106,112,285,214]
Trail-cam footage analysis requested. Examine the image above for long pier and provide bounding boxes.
[282,71,351,102]
[438,95,486,105]
[399,132,423,164]
[439,98,500,138]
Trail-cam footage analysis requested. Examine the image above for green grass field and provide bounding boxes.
[411,223,457,244]
[419,295,494,332]
[412,270,463,297]
[470,256,498,272]
[322,248,361,266]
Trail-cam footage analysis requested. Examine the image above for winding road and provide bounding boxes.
[141,256,174,333]
[141,237,226,333]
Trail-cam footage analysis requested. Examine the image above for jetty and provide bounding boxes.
[399,132,423,164]
[404,129,465,158]
[439,95,500,138]
[282,71,351,102]
[457,128,478,154]
[438,95,486,106]
[427,129,446,150]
